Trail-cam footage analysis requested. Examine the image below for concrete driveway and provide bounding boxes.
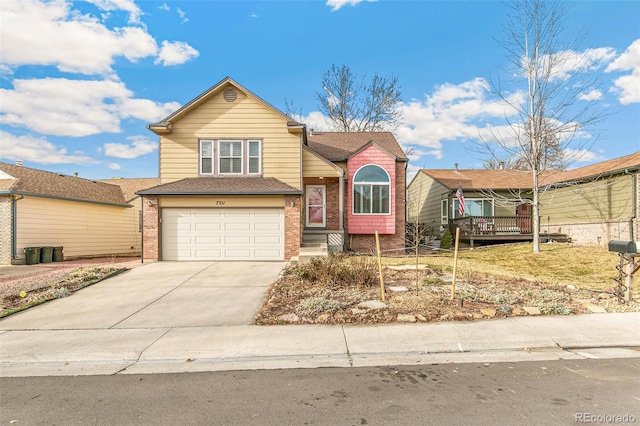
[0,261,287,330]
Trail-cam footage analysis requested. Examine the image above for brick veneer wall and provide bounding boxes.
[285,195,301,258]
[0,196,12,265]
[142,196,159,262]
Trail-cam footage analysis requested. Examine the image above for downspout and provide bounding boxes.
[630,171,637,241]
[12,194,24,259]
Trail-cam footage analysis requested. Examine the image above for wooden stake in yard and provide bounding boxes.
[375,230,386,302]
[450,227,461,300]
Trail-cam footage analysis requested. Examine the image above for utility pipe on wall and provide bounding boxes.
[11,193,24,259]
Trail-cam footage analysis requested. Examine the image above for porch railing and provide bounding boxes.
[451,215,532,237]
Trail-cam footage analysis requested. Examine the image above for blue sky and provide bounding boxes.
[1,0,639,180]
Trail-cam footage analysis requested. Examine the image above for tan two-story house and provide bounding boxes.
[138,77,408,262]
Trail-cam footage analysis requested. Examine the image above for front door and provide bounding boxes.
[306,185,326,227]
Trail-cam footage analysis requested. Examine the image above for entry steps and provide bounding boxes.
[289,232,329,264]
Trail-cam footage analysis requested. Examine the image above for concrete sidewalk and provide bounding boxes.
[2,312,639,377]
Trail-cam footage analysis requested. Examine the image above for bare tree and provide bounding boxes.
[475,0,608,253]
[316,64,403,132]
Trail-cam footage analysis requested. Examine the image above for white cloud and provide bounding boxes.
[563,148,604,165]
[155,41,200,66]
[85,0,143,25]
[104,136,158,159]
[0,0,158,76]
[326,0,377,12]
[0,0,199,76]
[395,78,522,156]
[578,89,604,101]
[544,47,616,82]
[108,162,122,170]
[158,3,170,12]
[0,78,180,137]
[606,39,640,105]
[176,7,189,24]
[0,131,99,165]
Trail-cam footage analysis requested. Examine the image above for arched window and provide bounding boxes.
[353,165,390,214]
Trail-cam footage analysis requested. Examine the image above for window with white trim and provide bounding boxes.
[353,164,390,215]
[199,139,262,176]
[200,140,213,175]
[453,198,494,218]
[441,199,448,224]
[219,140,243,174]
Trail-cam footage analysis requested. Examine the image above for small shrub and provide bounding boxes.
[49,287,71,299]
[291,255,378,288]
[440,229,453,250]
[295,297,342,316]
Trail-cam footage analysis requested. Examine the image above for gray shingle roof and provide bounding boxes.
[0,162,129,206]
[137,177,302,195]
[98,177,160,202]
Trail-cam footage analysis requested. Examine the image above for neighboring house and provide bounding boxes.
[0,163,154,265]
[138,77,408,262]
[407,151,640,247]
[538,152,640,245]
[407,167,535,246]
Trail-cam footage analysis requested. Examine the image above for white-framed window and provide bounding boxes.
[453,198,494,218]
[199,139,262,176]
[219,140,243,174]
[200,140,214,175]
[353,164,391,215]
[441,199,448,224]
[248,140,261,174]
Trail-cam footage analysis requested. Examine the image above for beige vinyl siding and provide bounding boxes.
[407,173,449,224]
[539,174,634,223]
[159,89,301,189]
[302,149,342,178]
[159,195,285,208]
[14,196,139,261]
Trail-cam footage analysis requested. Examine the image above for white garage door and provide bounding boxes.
[162,208,284,261]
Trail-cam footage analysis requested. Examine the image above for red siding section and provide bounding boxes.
[347,145,396,235]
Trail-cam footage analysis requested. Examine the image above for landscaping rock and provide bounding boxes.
[389,286,408,292]
[523,307,541,315]
[480,308,497,318]
[277,313,299,323]
[358,300,387,310]
[583,303,607,313]
[415,314,427,322]
[351,308,368,315]
[397,314,417,323]
[316,314,331,323]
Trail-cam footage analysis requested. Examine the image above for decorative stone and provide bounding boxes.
[357,300,387,310]
[497,305,513,315]
[397,314,417,323]
[415,314,427,322]
[389,286,408,292]
[512,308,523,316]
[351,308,368,315]
[316,314,331,323]
[566,284,576,291]
[523,307,541,315]
[583,303,607,313]
[277,313,299,323]
[480,308,497,318]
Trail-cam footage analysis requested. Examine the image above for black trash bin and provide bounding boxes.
[24,247,41,265]
[40,246,54,263]
[53,246,64,262]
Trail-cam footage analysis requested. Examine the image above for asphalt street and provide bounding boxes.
[2,358,639,426]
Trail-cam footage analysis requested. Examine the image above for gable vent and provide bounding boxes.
[223,88,237,102]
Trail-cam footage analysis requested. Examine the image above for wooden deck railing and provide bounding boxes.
[451,215,532,237]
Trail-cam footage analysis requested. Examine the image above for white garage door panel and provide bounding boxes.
[162,208,284,261]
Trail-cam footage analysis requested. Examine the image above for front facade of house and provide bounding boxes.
[408,151,640,246]
[0,163,151,265]
[139,77,408,262]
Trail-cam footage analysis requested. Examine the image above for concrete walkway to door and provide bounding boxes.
[0,261,286,330]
